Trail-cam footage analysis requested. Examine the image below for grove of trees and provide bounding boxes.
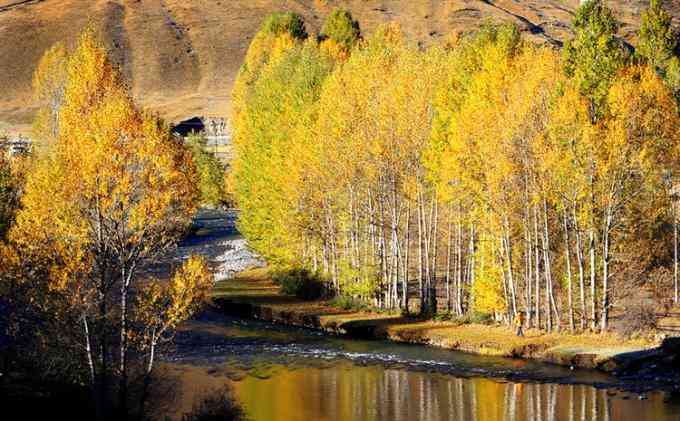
[231,1,680,332]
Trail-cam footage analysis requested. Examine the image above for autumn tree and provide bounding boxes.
[596,66,680,328]
[232,24,335,267]
[32,42,68,141]
[563,0,626,120]
[6,27,211,419]
[186,132,227,207]
[0,137,25,239]
[637,0,678,73]
[314,23,449,311]
[319,8,361,58]
[637,0,680,307]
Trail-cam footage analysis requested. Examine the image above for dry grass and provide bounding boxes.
[2,0,678,135]
[214,267,659,369]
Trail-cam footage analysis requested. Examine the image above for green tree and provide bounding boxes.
[637,0,677,70]
[563,0,627,120]
[320,9,361,50]
[231,12,308,127]
[261,12,307,39]
[186,132,227,207]
[232,38,335,267]
[637,0,680,100]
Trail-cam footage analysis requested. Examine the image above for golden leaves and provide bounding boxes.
[231,12,680,317]
[134,255,212,346]
[10,27,198,299]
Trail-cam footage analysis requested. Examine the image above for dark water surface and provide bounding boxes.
[162,310,680,421]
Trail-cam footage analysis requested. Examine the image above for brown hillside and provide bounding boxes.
[0,0,678,136]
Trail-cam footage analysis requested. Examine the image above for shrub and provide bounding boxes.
[320,9,361,49]
[621,302,657,338]
[468,311,493,325]
[182,386,245,421]
[431,312,490,325]
[433,311,453,321]
[262,12,307,40]
[273,268,325,300]
[330,295,367,311]
[185,132,227,207]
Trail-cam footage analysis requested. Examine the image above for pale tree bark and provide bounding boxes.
[541,207,553,332]
[600,202,613,331]
[402,202,411,311]
[524,207,533,328]
[417,189,425,313]
[499,243,511,322]
[467,223,476,310]
[562,208,575,332]
[83,314,96,384]
[533,205,542,329]
[572,201,587,331]
[446,208,453,312]
[589,227,597,331]
[544,200,561,330]
[455,217,464,315]
[502,217,517,318]
[430,198,439,314]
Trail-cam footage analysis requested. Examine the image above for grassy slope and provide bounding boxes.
[213,268,654,371]
[1,0,678,136]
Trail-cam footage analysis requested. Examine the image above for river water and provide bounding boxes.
[161,310,680,421]
[160,209,680,420]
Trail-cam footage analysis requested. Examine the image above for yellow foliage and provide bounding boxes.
[230,14,680,325]
[472,234,506,315]
[135,255,212,348]
[8,26,198,341]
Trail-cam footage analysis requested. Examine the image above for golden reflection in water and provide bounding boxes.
[229,363,679,421]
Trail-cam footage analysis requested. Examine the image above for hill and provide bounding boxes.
[0,0,678,135]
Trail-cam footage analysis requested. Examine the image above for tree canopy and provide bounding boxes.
[231,7,680,329]
[2,26,212,418]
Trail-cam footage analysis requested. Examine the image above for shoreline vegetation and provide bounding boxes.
[213,268,680,391]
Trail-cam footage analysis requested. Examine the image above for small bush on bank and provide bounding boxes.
[621,302,657,338]
[433,311,452,321]
[272,268,325,300]
[181,386,245,421]
[454,311,493,325]
[330,295,367,311]
[431,311,493,325]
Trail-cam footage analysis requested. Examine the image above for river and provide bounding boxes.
[157,309,680,421]
[160,209,680,421]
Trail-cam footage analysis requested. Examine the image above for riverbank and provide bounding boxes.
[212,268,680,390]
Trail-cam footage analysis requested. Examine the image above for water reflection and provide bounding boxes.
[165,313,679,421]
[231,363,679,421]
